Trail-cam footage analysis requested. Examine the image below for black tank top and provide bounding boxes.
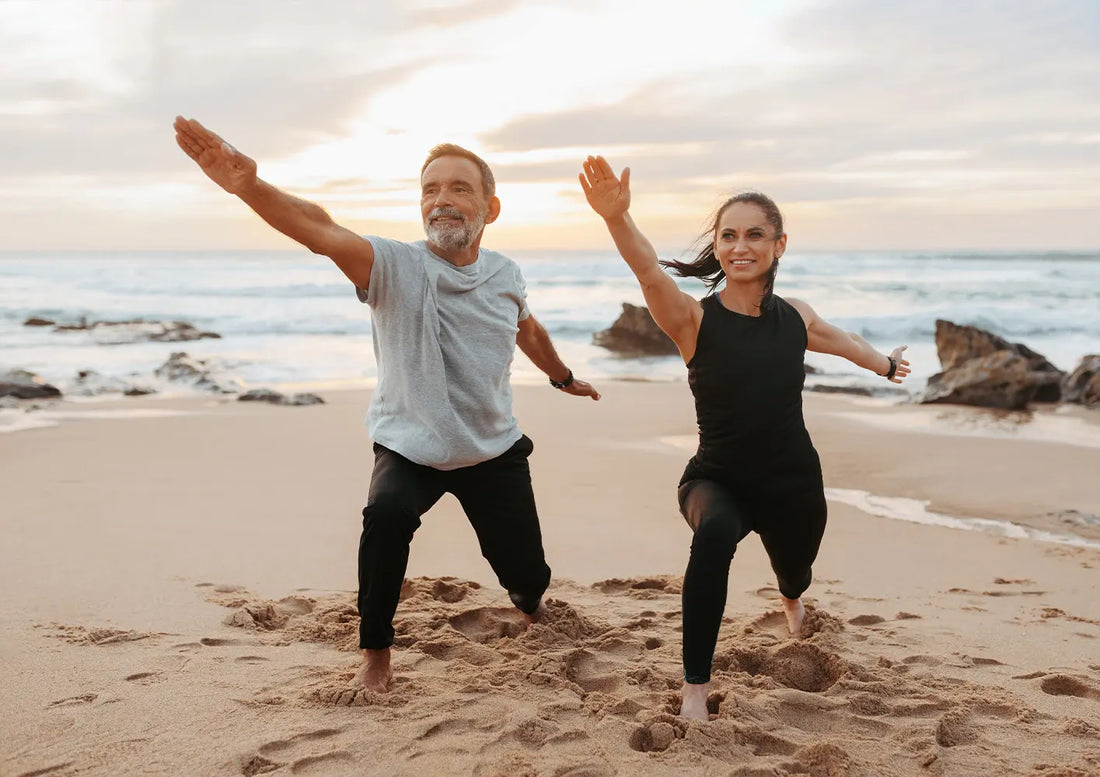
[686,294,816,483]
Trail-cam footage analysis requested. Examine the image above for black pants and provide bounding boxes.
[357,435,551,650]
[678,475,827,684]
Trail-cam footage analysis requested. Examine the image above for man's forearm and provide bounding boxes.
[518,321,570,382]
[237,179,338,255]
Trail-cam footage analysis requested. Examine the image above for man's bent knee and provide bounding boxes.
[362,495,422,540]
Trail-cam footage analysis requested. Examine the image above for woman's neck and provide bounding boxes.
[718,281,766,316]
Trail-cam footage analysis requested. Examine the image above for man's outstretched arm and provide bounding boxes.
[174,116,374,289]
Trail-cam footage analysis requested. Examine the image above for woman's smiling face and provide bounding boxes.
[713,201,786,281]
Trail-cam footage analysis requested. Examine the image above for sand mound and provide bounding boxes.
[194,576,1100,776]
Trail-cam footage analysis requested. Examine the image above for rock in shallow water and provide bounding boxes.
[0,369,62,399]
[593,303,679,356]
[154,352,243,394]
[238,388,325,406]
[67,369,157,397]
[52,319,221,344]
[1062,355,1100,408]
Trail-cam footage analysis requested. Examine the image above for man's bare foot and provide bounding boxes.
[782,596,805,637]
[523,601,547,627]
[350,648,393,693]
[680,681,710,720]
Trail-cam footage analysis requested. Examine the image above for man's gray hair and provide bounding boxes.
[421,144,496,197]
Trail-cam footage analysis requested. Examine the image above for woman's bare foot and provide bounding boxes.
[781,596,805,637]
[680,681,710,720]
[350,648,393,693]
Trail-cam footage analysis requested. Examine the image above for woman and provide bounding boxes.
[580,156,910,720]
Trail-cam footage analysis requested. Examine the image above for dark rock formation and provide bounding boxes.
[920,320,1065,409]
[68,369,157,397]
[593,303,679,356]
[23,317,55,327]
[154,352,243,394]
[238,388,285,403]
[0,369,62,399]
[807,384,874,397]
[1062,355,1100,408]
[933,319,1059,373]
[921,351,1043,410]
[238,388,325,406]
[52,319,220,344]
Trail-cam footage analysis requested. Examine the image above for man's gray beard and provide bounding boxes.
[424,208,485,252]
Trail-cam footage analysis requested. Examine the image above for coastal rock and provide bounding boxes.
[921,351,1043,410]
[238,388,285,403]
[23,317,55,327]
[1062,355,1100,408]
[53,319,221,345]
[593,303,679,356]
[0,369,63,399]
[921,320,1066,408]
[933,319,1060,373]
[67,370,157,397]
[808,384,874,397]
[238,388,325,406]
[154,352,243,394]
[284,392,325,406]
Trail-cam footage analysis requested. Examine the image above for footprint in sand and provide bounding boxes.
[448,607,526,643]
[1039,674,1100,701]
[239,728,349,776]
[765,643,844,693]
[848,614,886,626]
[47,693,97,708]
[124,671,164,684]
[564,649,623,694]
[592,576,681,597]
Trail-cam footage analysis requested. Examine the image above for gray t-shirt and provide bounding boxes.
[357,237,530,470]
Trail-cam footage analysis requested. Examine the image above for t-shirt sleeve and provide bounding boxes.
[354,236,403,306]
[514,262,531,322]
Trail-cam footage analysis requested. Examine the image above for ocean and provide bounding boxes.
[2,249,1098,395]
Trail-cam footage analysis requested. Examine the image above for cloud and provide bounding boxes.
[0,0,449,178]
[483,0,1100,197]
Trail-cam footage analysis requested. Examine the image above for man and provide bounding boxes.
[174,117,599,693]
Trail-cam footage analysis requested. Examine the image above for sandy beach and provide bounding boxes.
[2,383,1099,777]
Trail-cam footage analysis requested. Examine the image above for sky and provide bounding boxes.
[1,0,1098,252]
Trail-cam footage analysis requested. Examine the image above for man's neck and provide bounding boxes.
[427,239,482,267]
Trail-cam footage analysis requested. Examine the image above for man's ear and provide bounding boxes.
[484,196,501,225]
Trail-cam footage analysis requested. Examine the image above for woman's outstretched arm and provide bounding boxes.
[787,298,911,383]
[580,156,701,359]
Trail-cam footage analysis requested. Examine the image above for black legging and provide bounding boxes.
[357,435,551,649]
[678,475,827,684]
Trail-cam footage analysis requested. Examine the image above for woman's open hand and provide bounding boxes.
[888,345,911,383]
[579,155,630,220]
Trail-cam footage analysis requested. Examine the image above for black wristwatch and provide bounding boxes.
[549,369,574,389]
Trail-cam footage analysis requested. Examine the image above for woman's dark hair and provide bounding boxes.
[660,191,784,311]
